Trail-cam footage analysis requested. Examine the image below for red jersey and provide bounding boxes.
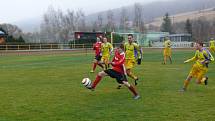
[93,42,102,56]
[111,49,126,74]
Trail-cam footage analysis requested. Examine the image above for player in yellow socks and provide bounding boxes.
[101,37,113,70]
[163,37,172,64]
[209,38,215,53]
[180,41,214,92]
[117,34,141,89]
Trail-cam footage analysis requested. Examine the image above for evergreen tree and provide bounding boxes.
[161,13,172,33]
[185,19,192,35]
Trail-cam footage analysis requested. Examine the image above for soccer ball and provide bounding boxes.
[82,78,92,87]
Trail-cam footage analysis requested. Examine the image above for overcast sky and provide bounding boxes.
[0,0,172,23]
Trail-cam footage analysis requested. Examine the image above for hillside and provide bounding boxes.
[14,0,215,32]
[146,7,215,27]
[86,0,215,24]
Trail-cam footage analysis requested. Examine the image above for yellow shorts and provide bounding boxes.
[125,59,136,69]
[210,46,215,53]
[189,64,208,80]
[101,55,110,65]
[163,48,172,56]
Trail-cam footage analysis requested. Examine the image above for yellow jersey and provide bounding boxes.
[164,40,171,48]
[210,40,215,47]
[124,42,140,60]
[101,42,113,57]
[186,48,214,68]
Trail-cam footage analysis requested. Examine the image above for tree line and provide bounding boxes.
[160,13,215,41]
[1,3,215,44]
[40,4,145,43]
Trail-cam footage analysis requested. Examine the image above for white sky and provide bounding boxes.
[0,0,172,23]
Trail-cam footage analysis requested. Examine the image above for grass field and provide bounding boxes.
[0,49,215,121]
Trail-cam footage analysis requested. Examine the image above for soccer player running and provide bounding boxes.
[209,38,215,53]
[86,44,140,99]
[101,37,113,70]
[163,37,172,64]
[90,37,104,73]
[117,34,141,89]
[180,41,214,92]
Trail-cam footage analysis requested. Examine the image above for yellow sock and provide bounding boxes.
[183,80,189,89]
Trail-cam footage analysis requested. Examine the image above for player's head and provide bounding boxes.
[210,37,214,40]
[195,41,204,50]
[96,37,101,42]
[117,42,125,52]
[103,37,108,43]
[128,34,134,43]
[165,36,169,40]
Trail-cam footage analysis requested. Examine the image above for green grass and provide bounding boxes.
[0,49,215,121]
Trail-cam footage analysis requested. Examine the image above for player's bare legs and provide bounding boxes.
[117,69,139,89]
[163,56,167,64]
[180,76,192,92]
[91,59,104,73]
[87,71,140,99]
[196,77,208,85]
[127,69,139,85]
[122,81,140,99]
[88,71,108,90]
[169,56,172,64]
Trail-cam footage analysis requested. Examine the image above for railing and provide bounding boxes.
[0,42,211,51]
[0,44,92,51]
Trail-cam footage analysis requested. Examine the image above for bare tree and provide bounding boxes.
[106,10,115,32]
[76,9,86,31]
[97,14,103,31]
[133,3,145,33]
[120,7,129,32]
[41,6,87,43]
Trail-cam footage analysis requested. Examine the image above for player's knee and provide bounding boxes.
[98,71,106,77]
[123,81,130,87]
[126,69,131,74]
[186,76,192,81]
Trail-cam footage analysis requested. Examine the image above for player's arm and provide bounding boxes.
[99,44,105,57]
[202,50,214,64]
[134,43,141,59]
[184,51,198,63]
[109,43,113,55]
[163,41,165,47]
[111,53,125,66]
[168,41,172,47]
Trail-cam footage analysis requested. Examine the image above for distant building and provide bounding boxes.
[160,34,192,42]
[74,32,105,44]
[144,32,192,47]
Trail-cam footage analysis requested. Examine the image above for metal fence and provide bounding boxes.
[0,42,211,51]
[0,44,92,51]
[0,43,124,51]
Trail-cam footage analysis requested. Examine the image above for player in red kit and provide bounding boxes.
[90,37,104,73]
[86,44,140,100]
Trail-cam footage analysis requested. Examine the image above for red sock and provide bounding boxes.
[92,75,102,89]
[128,85,138,96]
[92,63,97,71]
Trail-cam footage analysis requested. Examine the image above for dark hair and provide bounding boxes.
[196,41,204,47]
[128,34,133,38]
